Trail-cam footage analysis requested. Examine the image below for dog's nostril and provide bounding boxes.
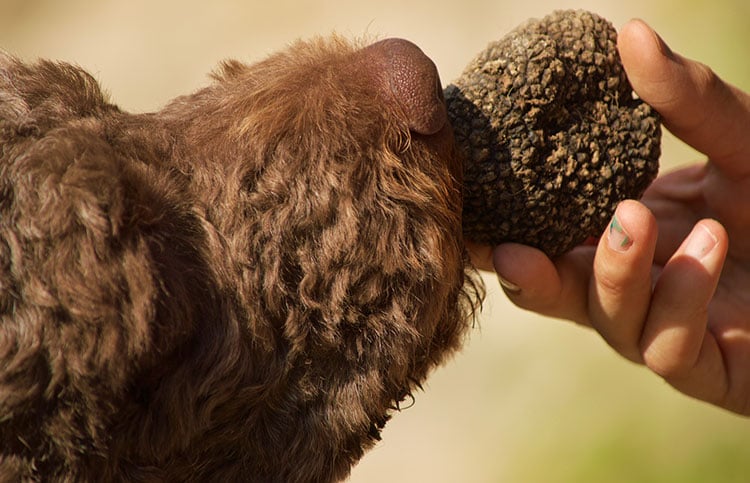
[361,38,447,136]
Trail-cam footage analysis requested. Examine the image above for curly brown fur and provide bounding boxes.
[0,37,481,482]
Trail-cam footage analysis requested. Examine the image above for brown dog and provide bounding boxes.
[0,36,481,481]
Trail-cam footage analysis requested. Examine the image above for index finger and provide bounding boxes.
[618,19,750,177]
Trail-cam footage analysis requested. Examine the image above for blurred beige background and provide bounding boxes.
[2,0,749,481]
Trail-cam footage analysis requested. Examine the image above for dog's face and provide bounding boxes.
[179,36,462,184]
[171,36,481,479]
[0,37,480,482]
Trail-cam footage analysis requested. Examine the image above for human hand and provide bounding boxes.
[483,19,750,416]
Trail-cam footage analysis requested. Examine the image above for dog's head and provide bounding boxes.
[0,38,482,482]
[163,37,483,479]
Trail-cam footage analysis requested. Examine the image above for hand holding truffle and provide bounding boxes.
[493,19,750,416]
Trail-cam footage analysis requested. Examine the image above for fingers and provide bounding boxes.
[641,163,707,262]
[494,201,729,391]
[588,200,657,363]
[492,201,658,332]
[618,19,750,176]
[640,219,729,390]
[492,242,594,324]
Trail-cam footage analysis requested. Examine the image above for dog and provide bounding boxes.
[0,36,481,481]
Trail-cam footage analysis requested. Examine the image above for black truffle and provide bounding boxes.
[445,10,661,257]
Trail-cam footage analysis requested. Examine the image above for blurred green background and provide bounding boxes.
[2,0,748,481]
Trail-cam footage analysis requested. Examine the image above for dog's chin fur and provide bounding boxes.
[0,37,482,482]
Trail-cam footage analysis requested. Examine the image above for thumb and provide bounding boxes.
[618,19,750,176]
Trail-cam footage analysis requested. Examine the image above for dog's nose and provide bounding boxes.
[359,38,447,136]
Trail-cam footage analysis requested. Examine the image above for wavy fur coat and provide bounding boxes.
[0,37,480,482]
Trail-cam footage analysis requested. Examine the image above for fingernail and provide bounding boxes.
[608,214,633,252]
[684,224,718,260]
[497,274,521,294]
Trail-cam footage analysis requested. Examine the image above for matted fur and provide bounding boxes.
[0,36,481,482]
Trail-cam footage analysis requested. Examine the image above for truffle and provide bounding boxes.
[445,10,661,257]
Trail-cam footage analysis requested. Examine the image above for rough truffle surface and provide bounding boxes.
[446,10,661,257]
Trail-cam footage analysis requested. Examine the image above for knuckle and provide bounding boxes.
[693,61,720,95]
[642,348,690,379]
[640,335,700,380]
[594,269,629,299]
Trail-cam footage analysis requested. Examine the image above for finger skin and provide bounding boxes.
[618,19,750,176]
[641,163,706,262]
[492,242,594,324]
[640,220,729,397]
[492,243,562,310]
[702,164,750,256]
[589,200,657,363]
